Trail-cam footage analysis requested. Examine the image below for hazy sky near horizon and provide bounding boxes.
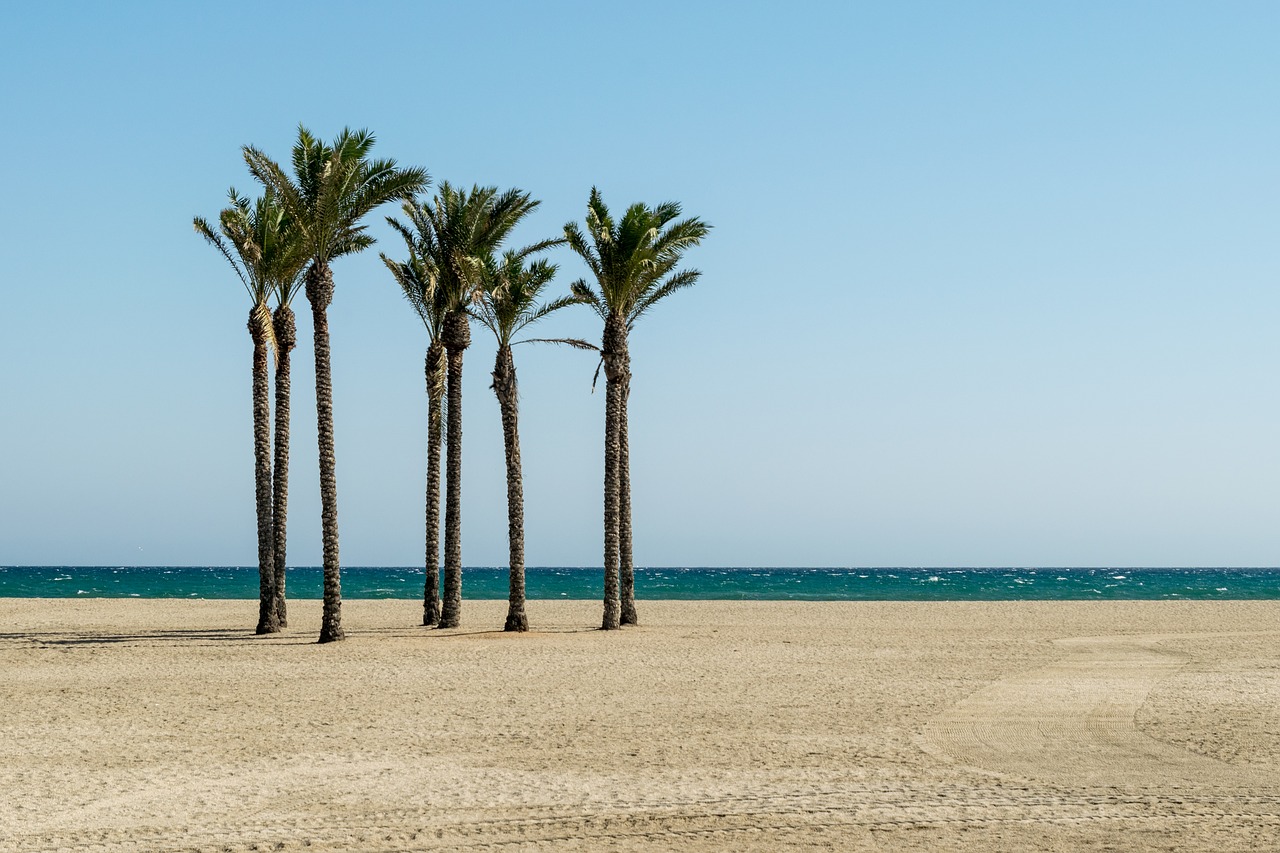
[1,1,1278,567]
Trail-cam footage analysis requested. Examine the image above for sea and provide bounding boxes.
[1,566,1278,600]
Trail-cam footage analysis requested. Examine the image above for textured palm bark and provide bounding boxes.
[422,342,445,626]
[250,310,279,635]
[438,310,470,629]
[307,263,344,643]
[270,305,296,629]
[618,367,637,626]
[493,346,528,632]
[600,314,625,630]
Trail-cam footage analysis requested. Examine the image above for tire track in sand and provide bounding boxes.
[920,632,1279,789]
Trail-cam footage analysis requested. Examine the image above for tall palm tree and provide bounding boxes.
[473,249,586,631]
[268,269,306,628]
[389,184,549,629]
[244,127,427,643]
[564,188,710,629]
[381,219,449,626]
[195,187,307,635]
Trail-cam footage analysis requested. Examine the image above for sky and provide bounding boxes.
[1,1,1278,568]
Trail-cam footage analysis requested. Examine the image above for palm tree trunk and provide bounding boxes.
[618,366,637,626]
[601,314,625,630]
[270,305,296,629]
[438,311,470,629]
[307,262,344,643]
[250,308,279,635]
[493,346,528,632]
[423,341,445,626]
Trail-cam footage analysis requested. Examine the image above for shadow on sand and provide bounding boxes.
[0,623,604,646]
[0,628,313,647]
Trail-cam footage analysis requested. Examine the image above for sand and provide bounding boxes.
[2,598,1278,851]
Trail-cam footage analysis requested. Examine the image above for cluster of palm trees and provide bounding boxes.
[196,126,709,642]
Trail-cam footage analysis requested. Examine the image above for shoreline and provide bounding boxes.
[6,563,1280,603]
[3,599,1279,850]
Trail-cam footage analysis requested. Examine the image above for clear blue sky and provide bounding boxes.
[1,1,1277,567]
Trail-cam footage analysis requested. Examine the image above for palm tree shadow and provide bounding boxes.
[2,628,314,647]
[2,625,604,647]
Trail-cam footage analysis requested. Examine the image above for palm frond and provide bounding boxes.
[562,221,603,281]
[654,216,712,260]
[524,293,584,326]
[569,278,607,320]
[243,146,308,244]
[193,216,250,295]
[628,268,702,328]
[512,235,567,261]
[385,210,418,251]
[381,253,429,326]
[252,298,279,364]
[516,337,598,350]
[330,232,376,257]
[350,160,429,218]
[426,342,446,427]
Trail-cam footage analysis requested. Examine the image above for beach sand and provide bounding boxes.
[2,598,1278,851]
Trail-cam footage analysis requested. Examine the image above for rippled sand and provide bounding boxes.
[2,599,1278,851]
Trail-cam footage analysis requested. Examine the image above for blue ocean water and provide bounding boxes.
[0,566,1277,600]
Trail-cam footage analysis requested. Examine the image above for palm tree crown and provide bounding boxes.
[392,182,553,317]
[473,250,584,348]
[563,187,710,328]
[244,126,428,267]
[194,187,307,335]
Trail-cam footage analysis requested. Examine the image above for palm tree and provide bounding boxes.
[473,250,586,631]
[244,127,428,643]
[564,189,710,629]
[268,271,305,628]
[194,187,307,635]
[381,219,449,625]
[388,184,549,629]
